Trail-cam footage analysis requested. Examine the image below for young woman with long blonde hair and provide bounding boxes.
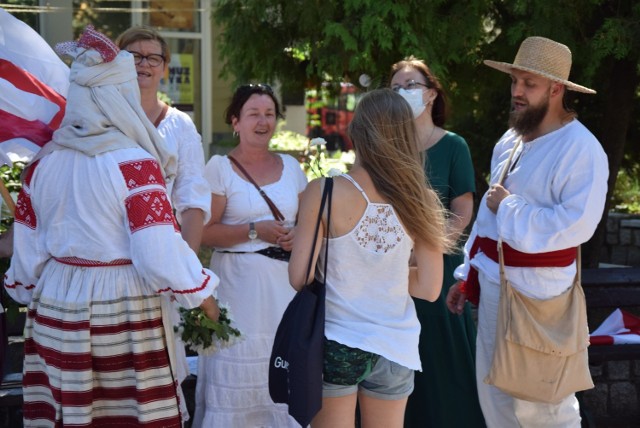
[289,88,451,428]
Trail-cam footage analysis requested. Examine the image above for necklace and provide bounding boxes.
[423,125,437,150]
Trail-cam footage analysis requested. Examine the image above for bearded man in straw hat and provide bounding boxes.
[446,36,608,427]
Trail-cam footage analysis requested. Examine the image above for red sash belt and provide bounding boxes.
[459,237,577,305]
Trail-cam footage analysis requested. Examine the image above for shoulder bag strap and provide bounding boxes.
[577,245,582,284]
[497,137,522,186]
[304,177,333,286]
[228,155,285,221]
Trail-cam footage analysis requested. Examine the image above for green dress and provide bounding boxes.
[404,132,486,428]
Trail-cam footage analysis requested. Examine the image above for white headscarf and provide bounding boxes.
[43,26,176,185]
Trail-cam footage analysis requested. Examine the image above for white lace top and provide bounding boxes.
[320,174,421,370]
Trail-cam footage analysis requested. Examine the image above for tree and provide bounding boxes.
[213,0,494,89]
[214,0,640,267]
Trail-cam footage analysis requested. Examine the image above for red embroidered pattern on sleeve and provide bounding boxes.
[157,269,211,295]
[4,275,35,290]
[125,190,175,233]
[15,188,36,229]
[119,159,165,191]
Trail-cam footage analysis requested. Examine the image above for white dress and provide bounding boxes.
[192,154,307,428]
[157,106,211,420]
[5,147,218,427]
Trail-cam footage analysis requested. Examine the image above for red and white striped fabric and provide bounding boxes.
[0,7,69,165]
[23,290,182,427]
[590,308,640,346]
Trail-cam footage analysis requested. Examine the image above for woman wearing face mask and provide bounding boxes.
[390,57,485,428]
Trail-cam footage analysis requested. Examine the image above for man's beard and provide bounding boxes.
[508,94,549,136]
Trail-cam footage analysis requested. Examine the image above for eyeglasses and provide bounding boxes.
[127,51,165,67]
[391,80,429,92]
[238,83,274,94]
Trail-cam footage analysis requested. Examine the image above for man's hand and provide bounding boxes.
[446,281,467,315]
[486,184,511,214]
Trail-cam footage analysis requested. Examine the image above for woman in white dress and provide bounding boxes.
[192,84,307,427]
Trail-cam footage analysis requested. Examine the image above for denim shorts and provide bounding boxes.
[322,354,415,400]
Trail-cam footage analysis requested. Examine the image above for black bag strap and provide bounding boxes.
[228,155,285,221]
[304,177,333,287]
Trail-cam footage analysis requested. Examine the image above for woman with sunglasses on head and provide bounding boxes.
[116,27,210,253]
[390,57,485,427]
[192,84,307,427]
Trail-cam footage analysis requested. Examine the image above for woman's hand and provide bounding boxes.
[277,222,295,251]
[255,220,290,245]
[200,295,220,322]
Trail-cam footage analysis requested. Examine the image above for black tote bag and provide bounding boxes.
[269,177,333,427]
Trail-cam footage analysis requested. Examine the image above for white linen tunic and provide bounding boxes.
[158,106,211,223]
[455,120,609,299]
[5,147,218,427]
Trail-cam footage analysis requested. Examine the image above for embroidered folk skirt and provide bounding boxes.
[21,259,182,427]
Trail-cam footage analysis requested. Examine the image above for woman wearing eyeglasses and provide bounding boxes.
[115,27,211,423]
[390,57,485,428]
[192,84,307,427]
[116,27,210,253]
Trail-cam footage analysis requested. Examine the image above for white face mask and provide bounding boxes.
[398,88,426,118]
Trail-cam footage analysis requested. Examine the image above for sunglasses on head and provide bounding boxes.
[237,83,274,94]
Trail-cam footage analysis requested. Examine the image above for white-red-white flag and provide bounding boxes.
[0,7,69,165]
[590,308,640,346]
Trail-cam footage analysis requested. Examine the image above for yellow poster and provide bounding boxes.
[162,54,194,106]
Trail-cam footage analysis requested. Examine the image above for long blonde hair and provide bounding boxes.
[348,89,451,251]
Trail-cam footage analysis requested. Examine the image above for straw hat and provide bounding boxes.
[484,36,596,94]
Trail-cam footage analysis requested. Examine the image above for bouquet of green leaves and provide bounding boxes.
[175,301,242,356]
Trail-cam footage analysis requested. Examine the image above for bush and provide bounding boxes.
[612,163,640,214]
[0,162,25,322]
[269,129,354,180]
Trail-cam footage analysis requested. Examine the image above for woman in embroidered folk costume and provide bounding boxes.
[192,84,307,427]
[389,58,485,427]
[4,27,220,427]
[289,88,450,428]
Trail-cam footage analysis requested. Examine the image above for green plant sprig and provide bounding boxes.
[175,302,242,355]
